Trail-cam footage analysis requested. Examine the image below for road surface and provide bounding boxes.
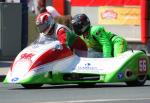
[1,82,150,103]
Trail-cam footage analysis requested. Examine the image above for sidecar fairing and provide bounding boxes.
[3,35,150,88]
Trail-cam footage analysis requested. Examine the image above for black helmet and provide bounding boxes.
[71,14,90,35]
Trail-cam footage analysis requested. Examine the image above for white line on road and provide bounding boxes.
[41,97,150,103]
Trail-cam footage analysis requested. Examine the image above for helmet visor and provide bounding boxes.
[72,23,82,35]
[37,22,50,33]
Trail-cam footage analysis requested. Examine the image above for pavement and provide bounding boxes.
[0,61,12,82]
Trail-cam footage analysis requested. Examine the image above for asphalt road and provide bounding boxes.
[1,82,150,103]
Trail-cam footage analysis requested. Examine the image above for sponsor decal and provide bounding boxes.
[77,63,97,70]
[11,77,19,82]
[11,53,34,72]
[76,62,105,73]
[99,6,140,25]
[117,72,124,79]
[101,10,117,19]
[55,44,63,50]
[21,53,34,59]
[138,59,147,73]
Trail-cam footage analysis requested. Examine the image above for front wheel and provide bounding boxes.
[21,84,43,89]
[126,75,147,86]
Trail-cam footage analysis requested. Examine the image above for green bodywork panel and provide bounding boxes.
[3,51,150,85]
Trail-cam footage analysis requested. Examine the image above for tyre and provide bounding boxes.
[78,83,96,87]
[21,84,43,89]
[126,75,147,86]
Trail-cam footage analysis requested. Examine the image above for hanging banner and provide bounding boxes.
[99,6,141,25]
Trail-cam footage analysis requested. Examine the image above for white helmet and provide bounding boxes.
[36,12,55,35]
[46,6,60,18]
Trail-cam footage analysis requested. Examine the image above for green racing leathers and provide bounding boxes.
[81,26,127,58]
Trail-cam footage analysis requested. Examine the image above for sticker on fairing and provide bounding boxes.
[138,59,147,73]
[11,77,19,82]
[117,72,124,79]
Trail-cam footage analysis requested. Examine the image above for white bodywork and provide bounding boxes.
[5,35,139,83]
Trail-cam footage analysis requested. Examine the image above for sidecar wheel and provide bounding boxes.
[78,83,96,87]
[126,75,147,86]
[21,84,43,89]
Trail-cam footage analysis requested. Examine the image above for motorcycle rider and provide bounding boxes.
[71,14,127,58]
[35,12,87,56]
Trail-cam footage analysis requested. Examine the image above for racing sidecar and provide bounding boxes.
[3,35,150,88]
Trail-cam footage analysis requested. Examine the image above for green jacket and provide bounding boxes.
[81,26,127,57]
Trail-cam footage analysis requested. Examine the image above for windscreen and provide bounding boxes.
[31,34,57,45]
